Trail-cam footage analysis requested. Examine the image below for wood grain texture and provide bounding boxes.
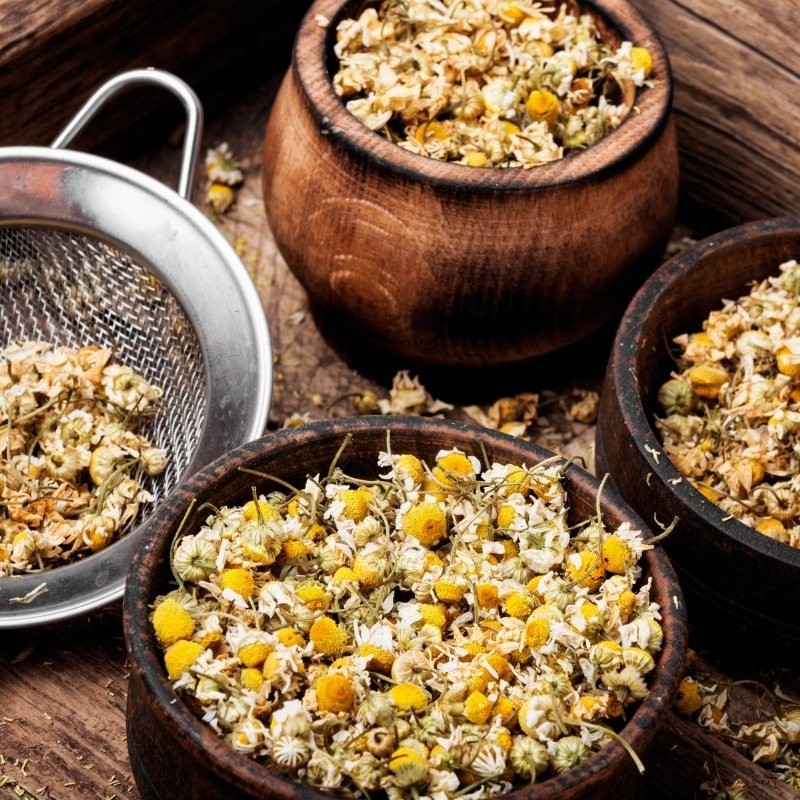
[261,0,679,368]
[647,712,800,800]
[635,0,800,224]
[0,0,311,153]
[0,603,136,798]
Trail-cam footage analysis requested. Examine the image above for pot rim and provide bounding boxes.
[124,416,687,799]
[606,216,800,570]
[292,0,674,191]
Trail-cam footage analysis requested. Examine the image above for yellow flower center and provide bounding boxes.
[403,502,447,547]
[525,617,550,648]
[525,89,560,123]
[433,452,475,489]
[630,46,653,78]
[358,643,395,672]
[275,627,306,648]
[296,583,332,612]
[238,641,271,668]
[434,579,466,603]
[242,499,280,523]
[600,535,631,574]
[352,555,384,588]
[687,364,728,399]
[617,589,638,622]
[566,551,604,591]
[475,582,499,609]
[240,667,265,692]
[316,673,355,713]
[152,597,195,647]
[163,639,204,680]
[496,504,516,529]
[464,691,493,724]
[282,539,310,560]
[389,683,429,711]
[396,453,425,485]
[220,568,256,599]
[419,603,447,629]
[674,677,704,716]
[309,615,348,657]
[341,487,373,522]
[502,591,534,619]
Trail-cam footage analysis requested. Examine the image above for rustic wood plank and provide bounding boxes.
[0,603,135,799]
[635,0,800,224]
[0,0,311,153]
[647,712,800,800]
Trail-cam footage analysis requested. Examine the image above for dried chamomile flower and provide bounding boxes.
[332,0,655,168]
[377,370,453,416]
[0,341,165,576]
[656,258,800,547]
[153,443,663,799]
[204,142,244,215]
[205,142,244,186]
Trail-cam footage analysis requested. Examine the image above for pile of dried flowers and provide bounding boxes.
[656,258,800,548]
[152,440,664,797]
[330,0,654,168]
[0,341,165,575]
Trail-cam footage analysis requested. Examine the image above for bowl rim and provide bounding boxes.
[291,0,674,191]
[604,215,800,570]
[123,415,687,798]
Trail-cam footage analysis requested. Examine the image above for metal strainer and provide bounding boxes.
[0,70,272,627]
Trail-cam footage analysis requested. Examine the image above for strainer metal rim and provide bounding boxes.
[0,144,273,628]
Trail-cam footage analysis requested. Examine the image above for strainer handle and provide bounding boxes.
[50,68,204,200]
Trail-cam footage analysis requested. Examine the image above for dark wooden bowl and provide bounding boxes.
[261,0,679,368]
[124,416,686,800]
[597,217,800,660]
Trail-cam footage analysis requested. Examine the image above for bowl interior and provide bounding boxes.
[298,0,672,189]
[621,217,800,567]
[125,416,686,800]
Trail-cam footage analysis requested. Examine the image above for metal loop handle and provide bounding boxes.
[51,68,204,200]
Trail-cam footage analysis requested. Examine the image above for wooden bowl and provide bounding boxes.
[596,217,800,659]
[124,416,687,800]
[261,0,679,368]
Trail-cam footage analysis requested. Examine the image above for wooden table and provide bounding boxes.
[1,8,799,799]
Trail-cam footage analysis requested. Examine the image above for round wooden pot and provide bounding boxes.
[124,416,687,800]
[261,0,679,368]
[596,217,800,660]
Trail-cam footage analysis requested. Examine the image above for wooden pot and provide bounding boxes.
[596,217,800,660]
[261,0,679,368]
[124,416,687,800]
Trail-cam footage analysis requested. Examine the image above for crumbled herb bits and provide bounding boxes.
[331,0,655,168]
[656,259,800,548]
[152,445,663,798]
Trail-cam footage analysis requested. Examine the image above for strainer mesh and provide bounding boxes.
[0,225,206,507]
